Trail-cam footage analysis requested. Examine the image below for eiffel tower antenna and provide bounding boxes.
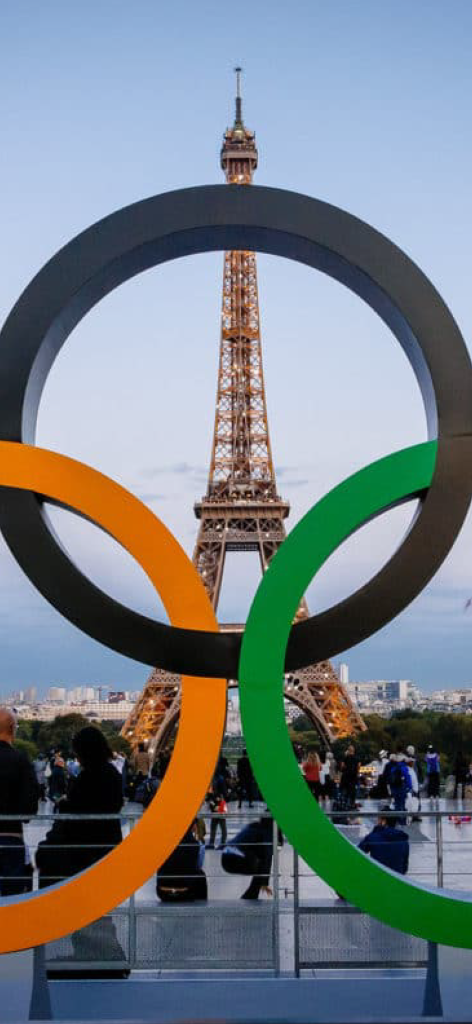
[234,66,243,124]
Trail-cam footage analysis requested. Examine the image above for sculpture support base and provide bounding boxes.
[435,943,472,1020]
[0,946,50,1022]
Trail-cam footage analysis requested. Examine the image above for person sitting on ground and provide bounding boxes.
[156,820,207,902]
[36,726,123,888]
[221,814,273,900]
[358,808,409,875]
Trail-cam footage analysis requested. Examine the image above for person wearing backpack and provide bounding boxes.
[426,746,441,800]
[387,753,411,817]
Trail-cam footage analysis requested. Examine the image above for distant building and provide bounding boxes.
[24,686,37,703]
[47,687,66,703]
[339,663,349,685]
[225,696,242,736]
[347,679,417,710]
[429,688,472,710]
[20,699,135,722]
[81,687,96,702]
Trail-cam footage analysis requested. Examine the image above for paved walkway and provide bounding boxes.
[23,796,472,903]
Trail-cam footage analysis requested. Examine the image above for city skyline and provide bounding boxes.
[0,2,471,693]
[3,660,472,705]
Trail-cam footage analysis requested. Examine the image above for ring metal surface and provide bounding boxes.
[0,441,226,952]
[0,186,471,675]
[239,440,472,947]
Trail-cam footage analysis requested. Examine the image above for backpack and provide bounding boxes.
[135,777,160,808]
[391,764,405,790]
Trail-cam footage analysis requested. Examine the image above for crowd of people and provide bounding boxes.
[297,742,469,816]
[0,715,273,907]
[0,709,126,897]
[1,707,471,912]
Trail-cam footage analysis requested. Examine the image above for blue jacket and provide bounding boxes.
[426,752,440,774]
[359,825,409,874]
[229,818,273,882]
[386,760,412,793]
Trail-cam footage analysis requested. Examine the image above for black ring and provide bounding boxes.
[0,184,471,677]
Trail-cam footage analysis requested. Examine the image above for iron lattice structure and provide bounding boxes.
[123,72,365,755]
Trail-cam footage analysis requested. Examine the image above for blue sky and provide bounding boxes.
[0,0,471,694]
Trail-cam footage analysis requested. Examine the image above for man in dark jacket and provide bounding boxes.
[339,744,360,807]
[221,815,273,899]
[387,753,412,818]
[237,749,255,808]
[358,809,409,874]
[0,707,38,894]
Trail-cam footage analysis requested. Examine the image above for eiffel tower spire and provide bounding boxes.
[234,66,243,126]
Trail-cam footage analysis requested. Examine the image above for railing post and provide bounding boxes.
[423,941,443,1018]
[272,817,280,977]
[293,847,300,978]
[128,814,137,969]
[436,812,444,888]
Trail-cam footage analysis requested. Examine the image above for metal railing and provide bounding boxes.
[0,802,470,976]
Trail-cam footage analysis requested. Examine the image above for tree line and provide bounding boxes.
[14,708,472,780]
[14,713,131,762]
[289,709,472,777]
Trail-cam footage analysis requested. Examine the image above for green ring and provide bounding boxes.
[239,441,472,947]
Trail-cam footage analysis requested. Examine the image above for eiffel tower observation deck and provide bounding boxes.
[123,72,365,755]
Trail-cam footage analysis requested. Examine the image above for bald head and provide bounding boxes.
[0,708,17,744]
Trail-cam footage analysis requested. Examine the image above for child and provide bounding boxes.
[206,789,228,849]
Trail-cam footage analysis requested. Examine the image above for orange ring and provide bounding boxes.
[0,442,226,952]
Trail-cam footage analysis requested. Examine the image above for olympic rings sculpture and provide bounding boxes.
[0,186,470,952]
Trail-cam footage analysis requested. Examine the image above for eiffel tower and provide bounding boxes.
[122,71,365,756]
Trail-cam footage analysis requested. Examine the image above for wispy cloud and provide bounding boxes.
[139,461,205,479]
[282,478,309,488]
[137,492,167,503]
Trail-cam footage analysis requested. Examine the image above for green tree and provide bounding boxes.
[36,713,91,756]
[291,714,314,733]
[26,715,132,759]
[14,738,37,761]
[98,721,131,756]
